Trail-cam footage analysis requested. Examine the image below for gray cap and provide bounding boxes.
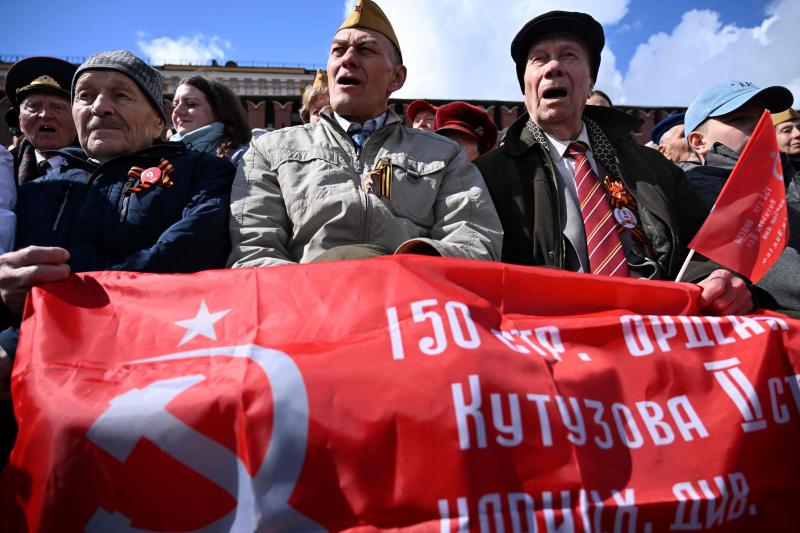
[72,50,166,122]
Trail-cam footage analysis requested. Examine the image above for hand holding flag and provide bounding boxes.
[678,110,788,283]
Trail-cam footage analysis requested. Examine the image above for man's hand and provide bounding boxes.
[0,246,71,315]
[696,269,753,315]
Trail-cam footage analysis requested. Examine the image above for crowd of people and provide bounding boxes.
[0,0,799,464]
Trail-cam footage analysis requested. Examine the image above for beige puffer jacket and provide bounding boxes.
[227,109,502,267]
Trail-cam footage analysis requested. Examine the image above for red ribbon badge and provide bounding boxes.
[127,159,175,193]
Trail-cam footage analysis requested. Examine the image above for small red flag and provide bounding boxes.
[689,110,788,283]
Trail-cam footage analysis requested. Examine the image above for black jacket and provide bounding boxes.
[474,107,715,282]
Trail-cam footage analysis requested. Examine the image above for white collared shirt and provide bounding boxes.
[34,150,65,173]
[542,123,610,272]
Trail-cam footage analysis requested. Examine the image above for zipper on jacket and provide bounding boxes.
[52,184,72,231]
[119,178,136,223]
[356,127,392,242]
[355,149,370,242]
[537,144,565,268]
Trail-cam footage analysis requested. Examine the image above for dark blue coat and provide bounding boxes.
[16,142,235,273]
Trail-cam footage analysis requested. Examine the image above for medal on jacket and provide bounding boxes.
[366,157,392,198]
[603,175,647,243]
[128,158,175,193]
[614,206,637,228]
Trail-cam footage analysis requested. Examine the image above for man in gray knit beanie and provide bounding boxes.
[69,50,166,163]
[0,49,235,358]
[72,50,166,121]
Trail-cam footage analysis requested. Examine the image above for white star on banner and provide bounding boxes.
[174,299,230,346]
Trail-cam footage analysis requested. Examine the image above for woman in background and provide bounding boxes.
[171,75,251,165]
[299,70,330,125]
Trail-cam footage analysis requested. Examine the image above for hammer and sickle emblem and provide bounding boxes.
[85,344,323,532]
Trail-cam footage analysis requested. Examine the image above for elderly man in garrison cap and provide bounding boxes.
[4,56,78,184]
[473,11,752,315]
[227,0,501,267]
[0,50,234,318]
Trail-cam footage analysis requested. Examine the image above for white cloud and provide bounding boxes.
[339,0,799,108]
[621,0,800,106]
[136,33,231,65]
[343,0,629,101]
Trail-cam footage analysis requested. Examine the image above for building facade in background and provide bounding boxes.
[0,57,681,148]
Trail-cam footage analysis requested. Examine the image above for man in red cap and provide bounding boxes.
[473,10,752,315]
[406,100,436,131]
[434,101,497,161]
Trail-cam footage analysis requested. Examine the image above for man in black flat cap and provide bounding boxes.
[4,56,78,184]
[473,10,753,315]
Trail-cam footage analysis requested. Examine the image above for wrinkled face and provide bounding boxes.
[699,100,763,156]
[172,83,216,135]
[524,36,593,138]
[658,124,694,163]
[327,27,406,123]
[18,92,76,152]
[776,119,800,157]
[412,110,435,131]
[442,130,480,161]
[309,94,330,124]
[73,71,164,163]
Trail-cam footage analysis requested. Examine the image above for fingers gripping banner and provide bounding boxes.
[2,256,800,532]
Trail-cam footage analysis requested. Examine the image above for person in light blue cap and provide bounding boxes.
[685,80,792,166]
[684,80,800,316]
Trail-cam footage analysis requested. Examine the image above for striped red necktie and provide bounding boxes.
[566,142,629,277]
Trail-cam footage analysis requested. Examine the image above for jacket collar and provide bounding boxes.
[320,106,402,134]
[704,143,739,170]
[502,105,641,157]
[320,107,403,152]
[44,142,188,171]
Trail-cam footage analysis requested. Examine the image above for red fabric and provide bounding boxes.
[689,110,788,283]
[2,256,800,532]
[567,142,629,277]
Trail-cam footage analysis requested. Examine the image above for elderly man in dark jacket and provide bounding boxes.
[0,50,233,313]
[473,10,752,315]
[0,50,234,465]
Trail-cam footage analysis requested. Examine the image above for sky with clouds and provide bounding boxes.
[2,0,797,107]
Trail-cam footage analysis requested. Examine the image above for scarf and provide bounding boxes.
[525,117,652,257]
[14,139,39,185]
[170,122,225,155]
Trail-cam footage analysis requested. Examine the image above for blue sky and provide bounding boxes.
[2,0,796,106]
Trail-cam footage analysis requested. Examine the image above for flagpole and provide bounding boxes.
[674,249,695,283]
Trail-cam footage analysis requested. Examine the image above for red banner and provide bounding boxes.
[2,256,800,532]
[689,110,788,283]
